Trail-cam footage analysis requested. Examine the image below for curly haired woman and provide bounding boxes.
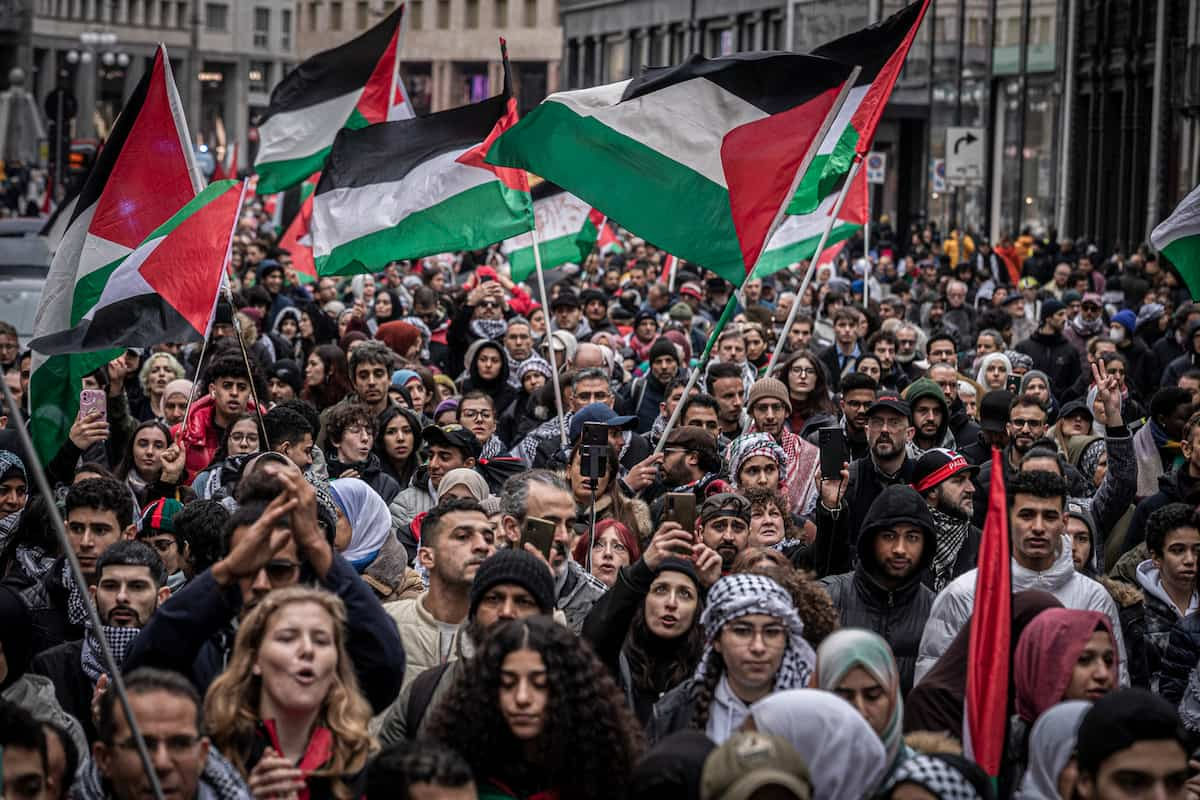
[426,615,643,800]
[204,586,374,800]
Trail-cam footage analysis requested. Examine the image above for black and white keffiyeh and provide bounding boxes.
[81,625,141,685]
[695,574,816,690]
[885,754,983,800]
[929,507,970,591]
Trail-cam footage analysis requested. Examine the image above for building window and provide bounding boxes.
[281,8,291,47]
[522,0,534,27]
[249,61,270,92]
[329,0,342,29]
[355,0,367,28]
[204,1,226,29]
[493,0,505,26]
[176,0,186,26]
[253,7,270,47]
[436,0,448,29]
[159,0,170,26]
[410,0,421,28]
[307,1,316,29]
[464,0,477,27]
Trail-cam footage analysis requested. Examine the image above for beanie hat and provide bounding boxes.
[469,549,556,619]
[668,302,694,322]
[1112,309,1137,333]
[747,377,792,415]
[140,497,183,534]
[1041,298,1065,321]
[269,359,303,395]
[0,450,25,485]
[648,337,680,365]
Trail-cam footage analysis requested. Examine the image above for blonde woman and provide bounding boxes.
[135,352,185,421]
[205,586,374,800]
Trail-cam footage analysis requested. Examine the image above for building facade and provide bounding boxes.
[561,0,1198,254]
[294,0,561,118]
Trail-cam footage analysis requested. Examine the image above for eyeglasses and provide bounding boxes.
[789,366,817,377]
[479,301,501,310]
[867,417,908,430]
[725,622,787,644]
[146,537,176,553]
[264,560,301,584]
[1010,418,1045,429]
[460,409,494,421]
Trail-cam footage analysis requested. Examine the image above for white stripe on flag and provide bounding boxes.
[255,91,362,165]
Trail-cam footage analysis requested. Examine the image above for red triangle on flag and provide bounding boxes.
[138,183,242,336]
[280,174,319,283]
[356,15,401,124]
[456,96,530,193]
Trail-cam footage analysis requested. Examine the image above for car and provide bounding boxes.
[0,217,51,342]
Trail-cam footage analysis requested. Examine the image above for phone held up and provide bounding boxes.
[818,426,848,480]
[520,516,557,560]
[79,389,107,422]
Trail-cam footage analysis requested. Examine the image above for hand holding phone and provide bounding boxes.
[818,426,848,480]
[520,517,557,560]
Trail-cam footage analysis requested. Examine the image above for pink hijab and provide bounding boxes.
[1014,608,1117,722]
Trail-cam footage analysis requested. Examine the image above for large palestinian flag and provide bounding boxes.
[501,182,602,281]
[253,4,410,194]
[30,180,242,354]
[754,158,868,278]
[787,0,930,215]
[30,47,204,463]
[311,46,533,277]
[1152,182,1200,300]
[486,51,854,285]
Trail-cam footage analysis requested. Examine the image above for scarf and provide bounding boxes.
[696,574,816,690]
[470,318,508,341]
[262,720,333,800]
[929,507,970,592]
[75,744,251,800]
[724,433,786,490]
[884,754,983,800]
[480,435,505,459]
[81,624,142,685]
[1069,313,1105,338]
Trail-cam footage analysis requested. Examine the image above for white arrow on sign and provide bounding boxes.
[945,126,985,187]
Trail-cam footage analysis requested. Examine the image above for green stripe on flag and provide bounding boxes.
[787,127,861,216]
[488,100,745,285]
[143,180,238,241]
[30,349,121,464]
[316,182,532,277]
[509,231,589,282]
[752,222,861,279]
[256,150,331,195]
[1164,236,1200,301]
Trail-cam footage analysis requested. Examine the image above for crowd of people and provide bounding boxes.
[0,209,1199,800]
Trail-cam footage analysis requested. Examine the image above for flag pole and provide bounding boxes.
[766,151,866,376]
[655,65,860,454]
[530,223,569,449]
[863,184,871,307]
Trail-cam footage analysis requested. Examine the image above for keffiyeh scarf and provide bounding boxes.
[696,574,816,690]
[469,318,508,342]
[74,742,251,800]
[929,507,970,591]
[885,754,982,800]
[725,433,786,489]
[65,562,144,685]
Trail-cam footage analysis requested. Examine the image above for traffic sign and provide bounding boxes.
[931,159,946,193]
[945,126,985,187]
[866,151,887,185]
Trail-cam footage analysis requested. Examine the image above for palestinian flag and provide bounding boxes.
[486,51,854,285]
[754,157,868,278]
[964,447,1012,778]
[597,219,622,255]
[311,44,533,277]
[30,46,203,463]
[211,141,238,181]
[279,173,321,283]
[254,4,409,194]
[787,0,930,215]
[501,182,601,281]
[1152,182,1200,300]
[30,180,242,354]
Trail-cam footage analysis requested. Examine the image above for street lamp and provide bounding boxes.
[68,30,125,67]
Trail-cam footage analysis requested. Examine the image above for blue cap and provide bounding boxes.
[568,402,636,443]
[391,369,419,388]
[1112,309,1137,333]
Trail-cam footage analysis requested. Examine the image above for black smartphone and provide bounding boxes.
[520,516,557,559]
[818,426,848,479]
[581,421,609,486]
[1006,374,1022,394]
[665,492,697,536]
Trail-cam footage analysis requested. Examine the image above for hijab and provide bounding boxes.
[750,689,888,800]
[816,629,905,769]
[376,320,421,360]
[329,478,392,572]
[975,352,1012,388]
[1014,700,1091,800]
[435,468,490,502]
[163,378,194,405]
[1014,608,1116,723]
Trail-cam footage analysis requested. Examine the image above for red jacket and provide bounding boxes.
[171,394,266,480]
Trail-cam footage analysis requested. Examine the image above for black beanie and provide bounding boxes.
[469,549,556,619]
[648,337,679,365]
[655,557,701,590]
[1076,688,1186,774]
[270,359,304,394]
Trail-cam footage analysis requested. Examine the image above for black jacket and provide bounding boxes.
[325,452,402,504]
[123,551,405,713]
[1154,610,1200,704]
[29,639,95,741]
[11,557,79,656]
[818,344,858,393]
[837,455,915,554]
[815,485,937,695]
[646,678,701,744]
[1123,467,1200,554]
[1015,329,1082,391]
[948,402,981,451]
[619,373,672,435]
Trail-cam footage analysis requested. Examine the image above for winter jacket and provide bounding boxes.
[646,677,701,744]
[1097,576,1148,690]
[557,559,607,633]
[818,486,937,694]
[619,372,671,435]
[326,452,401,505]
[948,403,981,454]
[915,537,1128,686]
[1014,330,1082,395]
[172,394,266,480]
[29,639,94,742]
[1123,467,1200,554]
[1134,561,1197,695]
[2,673,88,758]
[13,557,79,655]
[1161,321,1200,387]
[1115,337,1158,401]
[123,551,405,713]
[383,592,466,691]
[390,473,437,559]
[459,340,518,417]
[1155,610,1200,704]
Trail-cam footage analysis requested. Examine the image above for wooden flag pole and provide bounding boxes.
[766,151,865,376]
[655,66,860,453]
[529,222,569,449]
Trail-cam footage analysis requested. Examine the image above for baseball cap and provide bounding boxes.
[422,424,482,460]
[978,390,1015,432]
[551,288,580,309]
[700,732,812,800]
[1018,276,1040,289]
[665,426,721,473]
[911,449,978,494]
[867,394,911,420]
[568,403,637,443]
[699,493,751,525]
[1058,399,1094,423]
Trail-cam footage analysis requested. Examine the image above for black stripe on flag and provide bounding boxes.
[31,295,201,354]
[316,91,508,193]
[813,0,927,86]
[259,4,402,122]
[622,52,852,116]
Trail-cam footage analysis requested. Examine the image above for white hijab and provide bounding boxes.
[1014,700,1091,800]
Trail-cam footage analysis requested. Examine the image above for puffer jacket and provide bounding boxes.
[915,536,1128,686]
[172,394,266,480]
[1134,561,1196,694]
[389,471,437,560]
[818,485,937,695]
[1146,578,1200,704]
[384,591,468,691]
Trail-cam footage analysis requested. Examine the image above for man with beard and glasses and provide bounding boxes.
[698,493,752,575]
[973,395,1049,527]
[30,541,170,743]
[374,548,557,743]
[835,372,877,462]
[825,395,915,556]
[910,449,981,590]
[385,497,496,691]
[815,485,936,694]
[646,426,723,525]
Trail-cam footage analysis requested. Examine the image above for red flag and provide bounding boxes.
[965,446,1012,777]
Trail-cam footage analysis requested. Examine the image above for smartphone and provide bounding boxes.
[79,389,107,421]
[520,516,557,560]
[818,426,848,479]
[664,493,697,556]
[1006,374,1022,394]
[580,421,609,486]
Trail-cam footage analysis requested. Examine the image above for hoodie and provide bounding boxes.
[1136,559,1199,695]
[903,378,954,456]
[459,339,517,415]
[818,486,937,694]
